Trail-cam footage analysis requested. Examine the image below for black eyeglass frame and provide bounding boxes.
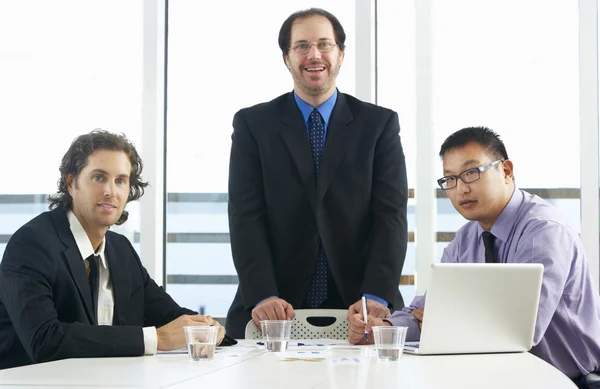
[437,159,505,190]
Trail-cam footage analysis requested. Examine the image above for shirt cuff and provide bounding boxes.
[363,293,388,307]
[143,326,157,355]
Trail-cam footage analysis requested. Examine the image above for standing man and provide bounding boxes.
[0,130,224,369]
[348,127,600,388]
[226,8,408,338]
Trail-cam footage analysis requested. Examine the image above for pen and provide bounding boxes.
[361,295,369,341]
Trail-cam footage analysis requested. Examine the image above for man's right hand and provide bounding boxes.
[156,314,215,351]
[411,307,424,330]
[251,297,295,327]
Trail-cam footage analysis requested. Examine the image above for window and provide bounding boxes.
[378,0,580,299]
[0,0,143,257]
[377,0,417,303]
[432,0,580,257]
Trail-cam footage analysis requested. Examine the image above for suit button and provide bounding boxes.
[313,235,318,242]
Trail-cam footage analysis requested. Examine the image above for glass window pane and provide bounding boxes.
[432,0,580,240]
[377,0,417,302]
[0,0,143,258]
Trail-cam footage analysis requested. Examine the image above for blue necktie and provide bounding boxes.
[306,109,329,308]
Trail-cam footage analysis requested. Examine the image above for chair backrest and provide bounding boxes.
[244,309,349,340]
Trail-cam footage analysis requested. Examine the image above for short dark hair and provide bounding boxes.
[48,129,148,225]
[439,126,509,161]
[278,8,346,63]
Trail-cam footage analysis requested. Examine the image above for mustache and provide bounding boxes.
[303,61,328,66]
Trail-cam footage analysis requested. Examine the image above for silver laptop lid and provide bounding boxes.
[416,262,543,355]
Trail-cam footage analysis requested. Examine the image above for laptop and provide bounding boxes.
[404,262,543,355]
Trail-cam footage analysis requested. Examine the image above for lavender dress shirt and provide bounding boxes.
[387,189,600,379]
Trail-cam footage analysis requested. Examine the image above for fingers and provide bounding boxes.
[347,300,361,320]
[348,313,367,343]
[260,301,279,320]
[273,300,286,320]
[283,302,295,320]
[186,314,211,325]
[349,313,367,328]
[348,325,367,344]
[411,308,424,331]
[252,308,266,327]
[411,308,424,322]
[212,319,225,345]
[252,298,292,326]
[365,316,384,332]
[348,313,373,345]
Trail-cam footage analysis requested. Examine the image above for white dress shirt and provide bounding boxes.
[67,211,157,354]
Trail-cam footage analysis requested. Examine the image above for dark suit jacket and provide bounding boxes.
[0,207,193,369]
[226,91,408,338]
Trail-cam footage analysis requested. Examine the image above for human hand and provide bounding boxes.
[204,315,225,345]
[347,313,390,345]
[347,298,390,322]
[411,308,424,331]
[157,314,213,351]
[251,297,295,327]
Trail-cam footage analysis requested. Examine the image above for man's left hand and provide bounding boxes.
[347,298,390,322]
[348,314,391,345]
[204,316,226,345]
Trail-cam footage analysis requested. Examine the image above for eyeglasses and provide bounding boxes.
[437,159,504,190]
[289,41,338,55]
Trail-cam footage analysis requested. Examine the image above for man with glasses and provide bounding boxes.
[225,8,408,338]
[348,126,600,387]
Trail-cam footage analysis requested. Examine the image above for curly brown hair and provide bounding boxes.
[48,129,149,225]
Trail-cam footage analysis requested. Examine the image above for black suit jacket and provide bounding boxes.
[0,208,193,369]
[226,91,408,338]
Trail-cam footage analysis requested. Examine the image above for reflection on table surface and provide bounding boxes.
[0,340,576,389]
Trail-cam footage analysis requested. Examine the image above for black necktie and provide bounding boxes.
[306,109,329,308]
[86,254,100,318]
[482,232,497,263]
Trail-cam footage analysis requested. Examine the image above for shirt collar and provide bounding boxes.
[293,89,338,126]
[477,187,522,243]
[67,211,108,269]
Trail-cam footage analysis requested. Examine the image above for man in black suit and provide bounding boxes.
[225,8,408,338]
[0,130,224,369]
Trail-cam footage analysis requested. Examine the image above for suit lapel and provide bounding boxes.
[105,236,129,326]
[51,208,96,325]
[279,93,317,212]
[317,93,353,203]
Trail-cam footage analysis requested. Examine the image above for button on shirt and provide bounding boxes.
[386,189,600,378]
[67,212,157,354]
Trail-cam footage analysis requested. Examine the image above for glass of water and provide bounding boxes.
[260,320,293,352]
[183,326,219,361]
[372,326,408,361]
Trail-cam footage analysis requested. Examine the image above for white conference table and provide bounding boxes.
[0,340,576,389]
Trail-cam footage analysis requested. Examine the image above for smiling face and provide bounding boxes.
[68,149,131,243]
[442,141,515,230]
[284,14,344,105]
